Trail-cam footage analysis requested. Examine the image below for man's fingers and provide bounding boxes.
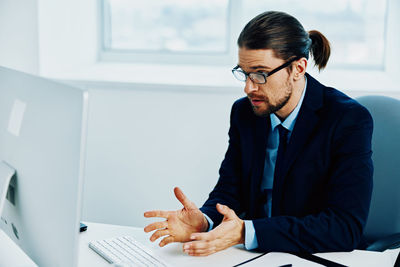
[190,231,215,241]
[174,187,196,209]
[159,236,174,247]
[183,240,213,250]
[216,203,235,218]
[144,221,168,233]
[183,241,217,256]
[144,210,169,219]
[150,229,169,242]
[189,251,216,257]
[187,248,216,257]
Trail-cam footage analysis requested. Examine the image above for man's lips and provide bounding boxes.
[250,98,264,106]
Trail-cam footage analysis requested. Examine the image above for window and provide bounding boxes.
[104,0,229,53]
[101,0,388,69]
[101,0,234,65]
[243,0,387,69]
[37,0,399,91]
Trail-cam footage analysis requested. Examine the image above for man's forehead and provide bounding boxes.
[238,48,282,69]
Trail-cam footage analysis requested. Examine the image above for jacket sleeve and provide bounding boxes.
[253,104,373,253]
[200,101,245,227]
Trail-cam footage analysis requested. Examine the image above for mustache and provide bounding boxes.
[247,93,267,101]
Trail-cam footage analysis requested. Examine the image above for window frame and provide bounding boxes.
[99,0,391,70]
[98,0,242,66]
[37,0,400,94]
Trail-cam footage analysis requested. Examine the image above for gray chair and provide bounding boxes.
[356,95,400,252]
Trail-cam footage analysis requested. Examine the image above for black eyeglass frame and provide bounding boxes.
[232,56,301,84]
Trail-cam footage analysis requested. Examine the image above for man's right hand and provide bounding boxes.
[143,187,209,247]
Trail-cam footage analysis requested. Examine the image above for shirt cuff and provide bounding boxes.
[244,220,258,250]
[203,213,214,232]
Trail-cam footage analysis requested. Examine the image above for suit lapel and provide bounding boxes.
[280,106,319,179]
[272,73,324,214]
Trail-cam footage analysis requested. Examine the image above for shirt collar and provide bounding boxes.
[270,76,307,132]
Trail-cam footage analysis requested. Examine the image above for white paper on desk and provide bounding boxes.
[315,249,399,267]
[244,249,399,267]
[243,252,323,267]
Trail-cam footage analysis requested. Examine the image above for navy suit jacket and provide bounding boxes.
[200,73,373,253]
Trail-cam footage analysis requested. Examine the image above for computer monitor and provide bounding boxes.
[0,66,88,267]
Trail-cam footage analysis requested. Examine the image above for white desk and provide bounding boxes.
[78,222,400,267]
[0,229,37,267]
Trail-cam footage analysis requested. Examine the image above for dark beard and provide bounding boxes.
[251,83,293,117]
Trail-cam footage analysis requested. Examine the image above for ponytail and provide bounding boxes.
[308,30,331,71]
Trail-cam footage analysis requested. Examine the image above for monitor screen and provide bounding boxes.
[0,66,88,267]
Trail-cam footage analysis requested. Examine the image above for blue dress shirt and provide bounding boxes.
[204,78,307,249]
[244,77,307,249]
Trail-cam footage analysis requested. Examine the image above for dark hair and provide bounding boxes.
[237,11,330,71]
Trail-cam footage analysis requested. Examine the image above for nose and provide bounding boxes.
[244,77,258,95]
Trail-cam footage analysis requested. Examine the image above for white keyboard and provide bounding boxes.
[89,236,169,267]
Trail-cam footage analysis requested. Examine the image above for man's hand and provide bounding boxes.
[182,203,245,256]
[144,187,208,247]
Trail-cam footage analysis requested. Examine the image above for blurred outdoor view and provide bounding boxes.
[106,0,229,53]
[104,0,387,68]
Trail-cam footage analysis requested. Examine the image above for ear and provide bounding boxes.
[293,57,307,81]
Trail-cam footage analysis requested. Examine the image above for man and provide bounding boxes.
[144,11,373,256]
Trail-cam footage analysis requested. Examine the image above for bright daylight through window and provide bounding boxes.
[243,0,387,69]
[103,0,229,54]
[102,0,387,69]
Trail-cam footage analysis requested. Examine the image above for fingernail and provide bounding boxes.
[190,235,195,240]
[184,244,189,249]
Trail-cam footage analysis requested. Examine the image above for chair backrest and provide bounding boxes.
[356,95,400,241]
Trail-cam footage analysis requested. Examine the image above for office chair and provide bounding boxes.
[356,95,400,252]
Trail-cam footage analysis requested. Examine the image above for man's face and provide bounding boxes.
[238,48,294,117]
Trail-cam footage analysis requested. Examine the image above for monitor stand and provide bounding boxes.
[0,161,36,266]
[0,161,15,216]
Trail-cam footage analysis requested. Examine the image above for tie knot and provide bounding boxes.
[277,124,289,143]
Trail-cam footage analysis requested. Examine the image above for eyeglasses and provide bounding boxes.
[232,57,300,84]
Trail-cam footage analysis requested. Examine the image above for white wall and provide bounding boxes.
[0,0,39,74]
[79,83,242,227]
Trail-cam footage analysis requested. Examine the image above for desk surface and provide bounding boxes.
[0,229,37,267]
[78,222,400,267]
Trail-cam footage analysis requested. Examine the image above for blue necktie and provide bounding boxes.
[275,124,289,180]
[262,124,289,217]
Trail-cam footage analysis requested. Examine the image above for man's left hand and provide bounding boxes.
[182,203,245,256]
